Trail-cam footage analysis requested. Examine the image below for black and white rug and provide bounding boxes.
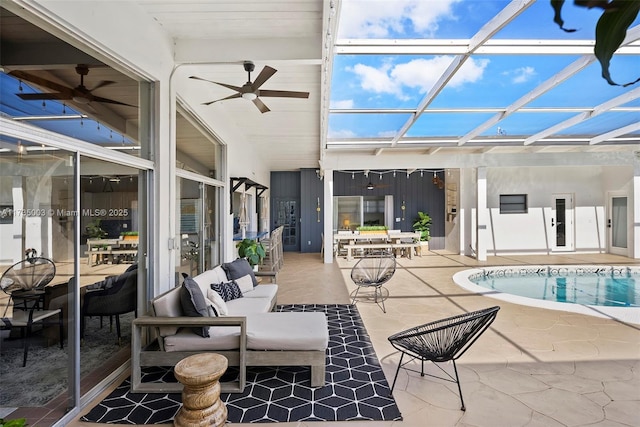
[81,304,402,424]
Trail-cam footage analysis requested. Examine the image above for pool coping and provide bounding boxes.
[452,265,640,325]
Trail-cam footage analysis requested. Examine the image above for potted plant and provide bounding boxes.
[236,238,266,269]
[356,225,388,234]
[412,211,432,251]
[120,231,139,241]
[86,220,107,240]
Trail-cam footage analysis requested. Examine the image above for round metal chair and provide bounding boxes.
[388,306,500,410]
[350,254,396,313]
[1,256,56,309]
[1,256,61,366]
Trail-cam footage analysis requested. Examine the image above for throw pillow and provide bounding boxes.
[180,276,210,337]
[235,274,254,294]
[206,288,229,316]
[203,296,219,317]
[222,258,258,287]
[211,281,243,302]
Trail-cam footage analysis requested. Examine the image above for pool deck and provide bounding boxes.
[69,251,640,427]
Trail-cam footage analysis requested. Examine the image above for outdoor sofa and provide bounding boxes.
[131,259,329,393]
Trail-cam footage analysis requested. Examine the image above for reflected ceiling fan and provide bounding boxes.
[189,61,309,113]
[9,64,136,107]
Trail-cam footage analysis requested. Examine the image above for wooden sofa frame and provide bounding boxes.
[131,314,326,394]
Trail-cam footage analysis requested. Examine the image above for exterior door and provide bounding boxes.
[273,198,299,251]
[608,193,628,256]
[551,194,574,252]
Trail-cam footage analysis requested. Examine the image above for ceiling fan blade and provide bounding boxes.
[17,92,69,101]
[251,66,277,91]
[90,80,116,91]
[253,97,270,113]
[202,93,242,106]
[259,89,310,99]
[189,76,242,93]
[9,70,72,94]
[90,95,137,107]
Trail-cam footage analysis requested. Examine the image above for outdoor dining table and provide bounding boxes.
[333,232,421,260]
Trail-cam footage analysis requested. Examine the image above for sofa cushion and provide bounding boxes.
[193,266,228,295]
[206,288,228,316]
[242,284,277,300]
[211,281,243,302]
[226,296,274,315]
[152,287,182,337]
[180,276,211,337]
[164,327,240,352]
[235,274,254,294]
[246,312,329,351]
[162,312,328,353]
[222,258,257,287]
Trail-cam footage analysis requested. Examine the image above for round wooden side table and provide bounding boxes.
[173,353,228,427]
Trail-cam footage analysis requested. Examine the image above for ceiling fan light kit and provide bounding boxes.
[190,61,309,113]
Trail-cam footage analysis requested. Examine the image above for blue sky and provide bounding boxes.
[328,0,640,140]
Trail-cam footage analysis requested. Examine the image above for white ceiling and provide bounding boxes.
[1,0,326,171]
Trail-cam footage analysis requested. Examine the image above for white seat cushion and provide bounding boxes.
[226,297,273,315]
[246,312,328,351]
[243,284,278,299]
[163,312,328,353]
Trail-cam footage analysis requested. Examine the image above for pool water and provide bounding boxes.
[472,274,638,307]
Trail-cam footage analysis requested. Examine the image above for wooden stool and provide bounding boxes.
[173,353,228,427]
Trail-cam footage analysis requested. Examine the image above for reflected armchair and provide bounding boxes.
[81,268,137,344]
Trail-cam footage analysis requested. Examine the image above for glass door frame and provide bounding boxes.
[551,193,574,252]
[608,191,629,256]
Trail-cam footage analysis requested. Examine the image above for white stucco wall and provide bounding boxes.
[480,165,632,255]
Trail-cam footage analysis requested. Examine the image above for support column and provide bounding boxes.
[323,169,334,263]
[633,154,640,259]
[476,167,488,261]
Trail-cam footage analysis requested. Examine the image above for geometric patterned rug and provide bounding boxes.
[80,304,403,424]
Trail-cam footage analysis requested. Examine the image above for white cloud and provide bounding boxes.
[348,56,489,99]
[505,66,536,84]
[338,0,461,38]
[328,128,358,139]
[331,99,355,109]
[347,63,403,97]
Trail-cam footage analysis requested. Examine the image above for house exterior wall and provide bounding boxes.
[459,165,634,255]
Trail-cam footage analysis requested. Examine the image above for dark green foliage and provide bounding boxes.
[236,238,266,266]
[0,419,27,427]
[551,0,640,86]
[412,211,432,241]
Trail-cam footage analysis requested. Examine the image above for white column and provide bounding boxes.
[476,167,488,261]
[323,169,334,263]
[154,71,178,294]
[632,154,640,259]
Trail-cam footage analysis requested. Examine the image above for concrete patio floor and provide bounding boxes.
[72,250,640,427]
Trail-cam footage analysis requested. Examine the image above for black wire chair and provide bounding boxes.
[388,306,500,410]
[1,257,61,366]
[350,254,396,313]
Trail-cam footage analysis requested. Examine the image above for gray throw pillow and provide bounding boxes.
[222,258,257,287]
[180,276,210,337]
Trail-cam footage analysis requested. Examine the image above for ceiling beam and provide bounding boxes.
[590,122,640,145]
[390,0,534,147]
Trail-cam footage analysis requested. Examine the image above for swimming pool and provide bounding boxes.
[453,265,640,324]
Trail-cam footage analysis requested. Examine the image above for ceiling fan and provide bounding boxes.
[9,64,136,107]
[189,61,309,113]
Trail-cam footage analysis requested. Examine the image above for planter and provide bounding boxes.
[123,235,138,241]
[358,230,387,235]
